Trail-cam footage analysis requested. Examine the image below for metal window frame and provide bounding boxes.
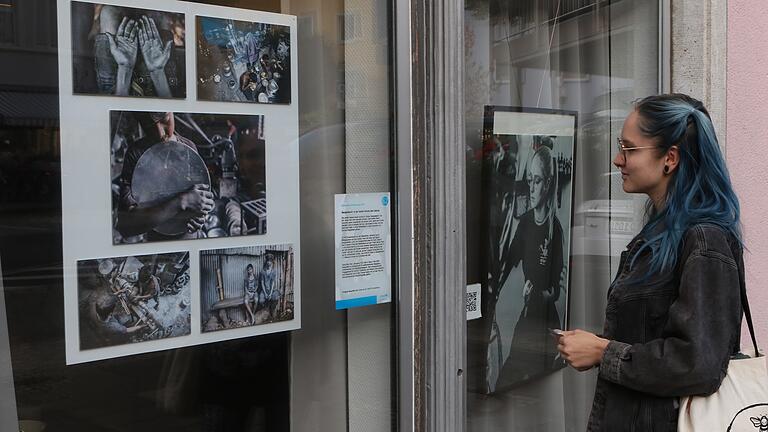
[395,0,466,431]
[394,0,415,430]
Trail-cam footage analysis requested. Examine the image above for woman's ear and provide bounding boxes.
[665,145,680,174]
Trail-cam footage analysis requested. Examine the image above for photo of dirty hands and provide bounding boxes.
[197,16,291,104]
[77,252,191,350]
[71,1,186,98]
[110,111,267,244]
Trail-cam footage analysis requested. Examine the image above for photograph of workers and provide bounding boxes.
[110,110,267,245]
[77,251,191,350]
[467,107,575,393]
[197,16,291,104]
[70,1,186,98]
[200,245,294,333]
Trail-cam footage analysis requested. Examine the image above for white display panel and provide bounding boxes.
[57,0,300,364]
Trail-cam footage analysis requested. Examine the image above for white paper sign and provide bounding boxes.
[466,283,482,320]
[334,193,392,309]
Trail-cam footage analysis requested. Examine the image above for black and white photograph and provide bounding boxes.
[197,16,291,104]
[77,251,191,350]
[200,245,294,333]
[110,111,267,244]
[70,1,186,98]
[468,106,576,393]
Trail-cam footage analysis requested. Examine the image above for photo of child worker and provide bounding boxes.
[70,1,186,98]
[197,16,291,104]
[200,245,294,333]
[110,110,267,245]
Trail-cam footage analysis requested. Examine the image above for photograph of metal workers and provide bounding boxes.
[200,246,294,333]
[555,94,747,431]
[110,110,267,244]
[77,252,191,350]
[197,16,291,104]
[476,131,574,392]
[70,1,186,98]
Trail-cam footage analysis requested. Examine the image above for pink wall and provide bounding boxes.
[727,0,768,351]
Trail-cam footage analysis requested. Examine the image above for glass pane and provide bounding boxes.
[464,1,659,430]
[0,0,395,431]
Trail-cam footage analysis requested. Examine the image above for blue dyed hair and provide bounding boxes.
[632,93,742,274]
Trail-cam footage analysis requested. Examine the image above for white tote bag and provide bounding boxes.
[677,351,768,431]
[678,275,768,431]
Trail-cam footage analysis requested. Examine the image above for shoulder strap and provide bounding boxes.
[736,245,760,356]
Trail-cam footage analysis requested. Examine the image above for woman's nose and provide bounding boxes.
[613,152,624,168]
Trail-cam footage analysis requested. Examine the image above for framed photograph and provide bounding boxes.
[110,110,267,244]
[77,251,191,350]
[197,16,291,104]
[200,245,295,333]
[70,1,186,98]
[468,106,577,393]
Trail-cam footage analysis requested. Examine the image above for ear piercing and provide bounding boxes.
[664,165,670,174]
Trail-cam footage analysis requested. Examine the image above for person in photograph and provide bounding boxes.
[132,265,161,311]
[497,144,566,386]
[556,94,746,431]
[243,263,258,325]
[91,5,184,97]
[259,254,279,318]
[115,112,215,242]
[238,65,261,102]
[82,260,147,346]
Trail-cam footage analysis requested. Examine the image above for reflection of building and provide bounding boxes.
[0,0,59,206]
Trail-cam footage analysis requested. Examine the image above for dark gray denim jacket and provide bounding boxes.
[587,223,744,432]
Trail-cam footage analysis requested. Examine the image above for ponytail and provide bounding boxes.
[631,94,741,274]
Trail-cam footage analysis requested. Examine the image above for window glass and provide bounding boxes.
[0,0,395,430]
[464,1,659,430]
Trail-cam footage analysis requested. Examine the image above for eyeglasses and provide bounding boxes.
[616,137,658,158]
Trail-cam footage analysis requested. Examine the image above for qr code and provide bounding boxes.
[466,291,478,313]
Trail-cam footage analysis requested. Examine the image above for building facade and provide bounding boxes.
[0,0,764,431]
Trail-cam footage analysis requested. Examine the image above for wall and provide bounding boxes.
[727,0,768,350]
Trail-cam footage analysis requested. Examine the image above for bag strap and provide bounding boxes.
[737,250,760,356]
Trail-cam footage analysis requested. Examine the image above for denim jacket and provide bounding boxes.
[587,223,744,432]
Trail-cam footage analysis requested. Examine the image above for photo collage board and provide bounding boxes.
[57,0,300,364]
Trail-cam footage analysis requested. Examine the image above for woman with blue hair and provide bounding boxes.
[556,94,746,431]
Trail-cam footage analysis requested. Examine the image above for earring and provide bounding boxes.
[664,165,670,174]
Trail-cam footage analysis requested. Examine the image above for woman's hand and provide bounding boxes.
[557,329,610,371]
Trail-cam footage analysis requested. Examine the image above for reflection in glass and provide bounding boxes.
[465,1,658,430]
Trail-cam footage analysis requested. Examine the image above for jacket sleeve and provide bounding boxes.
[598,248,742,398]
